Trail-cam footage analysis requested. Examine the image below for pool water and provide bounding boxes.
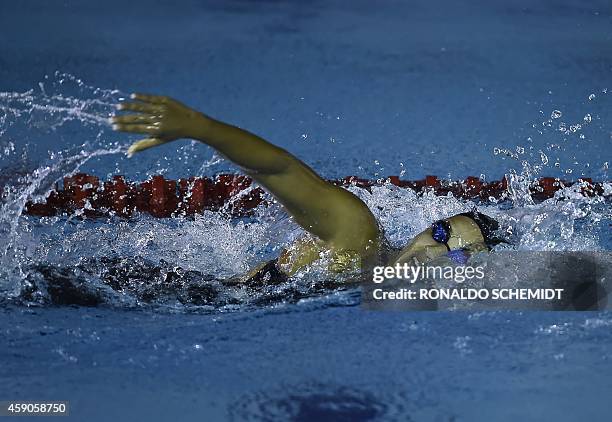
[1,0,611,421]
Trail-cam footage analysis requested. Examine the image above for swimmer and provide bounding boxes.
[111,94,505,283]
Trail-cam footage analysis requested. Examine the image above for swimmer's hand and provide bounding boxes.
[111,94,210,157]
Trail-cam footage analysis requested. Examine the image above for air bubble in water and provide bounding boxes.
[539,151,549,165]
[551,110,562,119]
[583,113,592,123]
[588,93,596,101]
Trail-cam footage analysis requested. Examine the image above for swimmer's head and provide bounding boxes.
[393,211,503,265]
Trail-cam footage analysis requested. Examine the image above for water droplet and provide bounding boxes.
[551,110,562,119]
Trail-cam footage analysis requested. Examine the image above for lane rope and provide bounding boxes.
[18,173,608,218]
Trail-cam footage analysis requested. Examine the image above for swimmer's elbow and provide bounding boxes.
[331,206,380,252]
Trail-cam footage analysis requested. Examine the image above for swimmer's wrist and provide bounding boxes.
[189,115,235,148]
[185,111,214,141]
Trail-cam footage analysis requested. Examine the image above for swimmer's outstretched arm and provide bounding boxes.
[112,94,379,253]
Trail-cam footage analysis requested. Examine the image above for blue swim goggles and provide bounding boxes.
[431,220,452,250]
[431,219,470,265]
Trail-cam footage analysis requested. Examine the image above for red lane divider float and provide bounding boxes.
[22,173,608,218]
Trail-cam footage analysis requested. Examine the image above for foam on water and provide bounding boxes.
[1,75,610,312]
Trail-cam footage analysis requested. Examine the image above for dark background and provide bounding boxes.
[1,0,611,180]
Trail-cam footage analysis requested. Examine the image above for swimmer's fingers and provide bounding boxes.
[131,93,171,105]
[110,114,156,125]
[112,123,161,136]
[126,138,167,158]
[114,94,206,142]
[117,102,162,114]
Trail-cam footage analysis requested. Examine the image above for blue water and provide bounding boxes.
[1,0,611,421]
[1,0,611,181]
[3,306,612,421]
